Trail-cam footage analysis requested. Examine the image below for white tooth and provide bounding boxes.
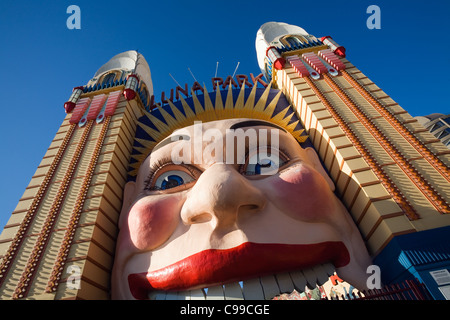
[302,268,318,289]
[275,272,294,294]
[189,289,206,300]
[289,270,307,292]
[322,262,336,276]
[313,264,331,286]
[223,282,244,300]
[205,285,225,300]
[260,275,280,300]
[242,278,265,300]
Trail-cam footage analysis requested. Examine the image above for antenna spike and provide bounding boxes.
[188,68,198,82]
[232,62,240,78]
[215,61,219,78]
[169,73,182,87]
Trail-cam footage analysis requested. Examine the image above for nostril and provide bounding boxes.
[188,213,212,224]
[239,204,261,212]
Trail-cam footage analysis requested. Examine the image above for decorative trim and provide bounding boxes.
[302,52,328,75]
[327,73,449,214]
[399,244,450,268]
[342,70,450,184]
[86,94,107,120]
[12,121,94,299]
[46,116,111,293]
[317,49,346,71]
[280,45,329,57]
[302,76,420,220]
[103,90,122,117]
[70,98,91,124]
[82,84,125,98]
[0,124,76,288]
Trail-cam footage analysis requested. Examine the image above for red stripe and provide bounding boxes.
[302,52,328,74]
[104,90,122,116]
[318,49,346,71]
[69,98,91,124]
[288,57,310,77]
[86,94,106,120]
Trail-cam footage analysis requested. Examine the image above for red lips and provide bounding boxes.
[128,241,349,300]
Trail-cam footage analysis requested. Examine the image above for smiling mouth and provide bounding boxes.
[128,242,349,300]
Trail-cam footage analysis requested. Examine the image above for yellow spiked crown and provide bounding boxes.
[127,82,308,180]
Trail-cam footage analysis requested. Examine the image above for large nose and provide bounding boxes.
[181,164,266,230]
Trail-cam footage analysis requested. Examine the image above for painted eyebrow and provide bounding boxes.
[153,133,190,152]
[229,120,287,132]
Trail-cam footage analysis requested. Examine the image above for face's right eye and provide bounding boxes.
[153,170,195,190]
[144,163,202,192]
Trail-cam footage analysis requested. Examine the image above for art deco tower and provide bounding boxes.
[0,51,152,299]
[256,22,450,299]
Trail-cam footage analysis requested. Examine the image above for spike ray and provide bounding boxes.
[137,121,164,142]
[224,84,234,117]
[286,119,300,132]
[128,168,139,177]
[253,82,272,113]
[144,111,170,134]
[191,89,206,120]
[234,83,246,114]
[263,90,283,118]
[132,145,154,156]
[271,105,292,125]
[167,99,187,124]
[156,105,179,130]
[290,129,307,143]
[214,84,224,118]
[242,83,258,118]
[179,95,197,120]
[202,84,217,121]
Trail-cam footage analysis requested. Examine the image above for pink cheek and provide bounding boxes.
[271,164,333,221]
[128,196,182,251]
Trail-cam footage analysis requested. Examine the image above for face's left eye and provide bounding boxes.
[245,157,275,175]
[242,150,290,176]
[154,171,195,190]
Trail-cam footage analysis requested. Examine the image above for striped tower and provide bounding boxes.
[257,22,450,299]
[0,51,152,299]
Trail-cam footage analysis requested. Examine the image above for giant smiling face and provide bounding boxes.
[111,118,372,300]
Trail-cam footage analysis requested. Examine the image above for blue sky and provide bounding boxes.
[0,0,449,230]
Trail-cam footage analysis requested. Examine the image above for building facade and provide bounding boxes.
[0,22,449,300]
[415,114,450,148]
